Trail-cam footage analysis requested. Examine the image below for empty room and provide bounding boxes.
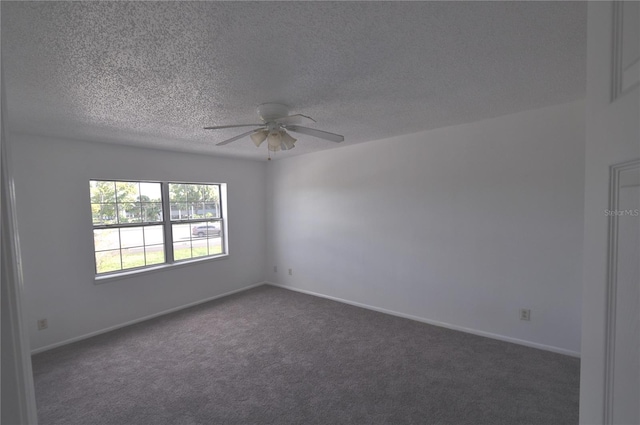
[1,1,638,425]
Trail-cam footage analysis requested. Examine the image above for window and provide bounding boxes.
[90,180,226,276]
[169,183,223,261]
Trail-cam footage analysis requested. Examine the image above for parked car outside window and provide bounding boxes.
[191,223,221,237]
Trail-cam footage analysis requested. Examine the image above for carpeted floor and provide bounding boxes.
[32,285,579,425]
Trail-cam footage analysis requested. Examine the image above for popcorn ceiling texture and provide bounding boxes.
[1,1,586,160]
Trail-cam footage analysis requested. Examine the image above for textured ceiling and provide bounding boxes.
[1,1,586,161]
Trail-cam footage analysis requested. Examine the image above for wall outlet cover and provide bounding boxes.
[37,318,48,330]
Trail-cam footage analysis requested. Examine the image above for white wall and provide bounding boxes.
[580,2,640,422]
[267,100,585,355]
[9,133,267,351]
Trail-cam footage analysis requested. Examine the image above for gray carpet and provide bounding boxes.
[32,285,579,425]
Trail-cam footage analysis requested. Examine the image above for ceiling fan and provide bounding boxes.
[204,103,344,155]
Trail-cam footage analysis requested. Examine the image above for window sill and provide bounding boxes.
[94,253,229,284]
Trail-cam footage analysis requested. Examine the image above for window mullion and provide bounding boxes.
[142,224,147,267]
[162,182,174,263]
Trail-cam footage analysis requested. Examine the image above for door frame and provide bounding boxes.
[603,158,640,424]
[1,62,39,423]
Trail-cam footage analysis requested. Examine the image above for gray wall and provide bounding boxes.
[10,134,267,351]
[266,100,585,355]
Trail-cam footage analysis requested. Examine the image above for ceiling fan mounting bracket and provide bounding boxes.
[257,103,289,122]
[266,122,281,133]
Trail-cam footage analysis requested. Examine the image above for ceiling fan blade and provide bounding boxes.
[204,124,263,130]
[284,125,344,143]
[215,129,261,146]
[274,114,317,124]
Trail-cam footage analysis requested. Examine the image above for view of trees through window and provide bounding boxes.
[91,181,163,225]
[90,180,225,275]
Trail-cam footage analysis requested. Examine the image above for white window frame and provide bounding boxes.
[90,179,228,281]
[166,182,226,263]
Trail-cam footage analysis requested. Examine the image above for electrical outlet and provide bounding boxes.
[274,266,277,273]
[288,268,293,276]
[520,309,531,321]
[37,318,48,330]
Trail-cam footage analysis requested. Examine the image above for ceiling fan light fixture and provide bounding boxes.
[250,129,268,147]
[280,130,296,150]
[267,132,282,151]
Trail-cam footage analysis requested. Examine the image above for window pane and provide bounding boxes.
[121,247,146,270]
[117,203,128,223]
[203,201,220,219]
[145,245,165,265]
[172,223,191,242]
[203,185,219,202]
[116,181,139,204]
[191,244,208,259]
[188,221,220,239]
[172,223,192,261]
[208,238,222,255]
[144,226,164,245]
[213,221,222,236]
[90,181,116,203]
[190,224,209,256]
[170,203,188,220]
[181,203,194,219]
[95,250,121,274]
[139,182,162,202]
[94,228,120,251]
[92,204,104,225]
[129,203,143,223]
[93,204,117,225]
[120,227,143,248]
[188,200,219,219]
[118,203,141,224]
[142,203,163,222]
[189,201,207,218]
[173,242,192,261]
[169,183,186,203]
[189,185,204,202]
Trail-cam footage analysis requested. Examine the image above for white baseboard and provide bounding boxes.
[266,282,580,358]
[31,282,267,355]
[32,281,580,358]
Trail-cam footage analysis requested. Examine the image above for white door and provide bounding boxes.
[582,1,640,424]
[608,166,639,425]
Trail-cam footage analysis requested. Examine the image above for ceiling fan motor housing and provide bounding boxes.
[257,103,289,122]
